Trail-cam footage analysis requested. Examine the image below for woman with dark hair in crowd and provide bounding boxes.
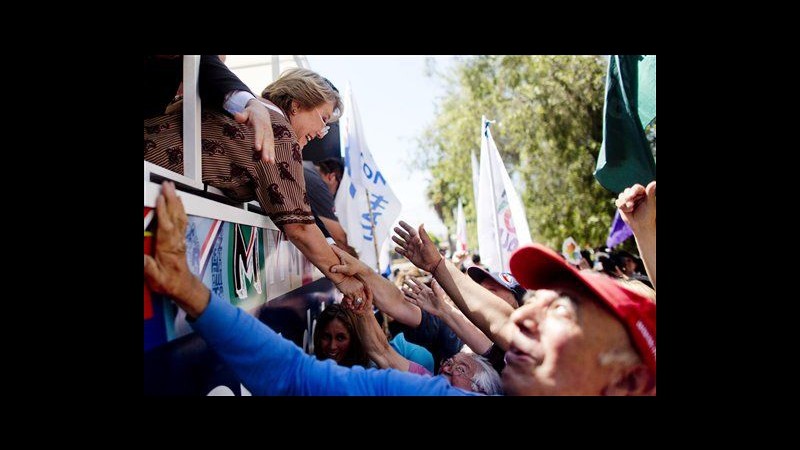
[313,303,370,368]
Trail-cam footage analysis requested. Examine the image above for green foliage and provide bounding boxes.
[417,56,618,250]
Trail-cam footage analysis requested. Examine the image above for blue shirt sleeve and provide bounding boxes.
[390,332,435,374]
[191,293,478,396]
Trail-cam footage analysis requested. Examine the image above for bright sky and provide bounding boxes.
[306,55,455,239]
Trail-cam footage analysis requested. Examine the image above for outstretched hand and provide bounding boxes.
[344,291,374,317]
[392,221,442,273]
[615,181,656,232]
[144,181,209,318]
[330,245,370,278]
[335,276,372,314]
[234,99,275,165]
[402,278,450,317]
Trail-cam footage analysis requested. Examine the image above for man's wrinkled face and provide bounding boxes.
[501,288,631,396]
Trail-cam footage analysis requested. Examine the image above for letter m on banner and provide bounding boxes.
[231,223,263,300]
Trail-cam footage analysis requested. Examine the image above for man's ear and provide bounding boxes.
[603,364,655,396]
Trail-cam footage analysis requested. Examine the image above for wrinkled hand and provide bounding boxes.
[402,278,450,317]
[392,221,441,273]
[330,245,370,278]
[615,181,656,232]
[335,275,372,313]
[234,99,275,164]
[345,293,374,317]
[144,181,209,317]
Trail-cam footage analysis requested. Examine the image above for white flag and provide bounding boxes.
[471,150,480,209]
[335,85,402,272]
[476,116,532,272]
[455,198,468,252]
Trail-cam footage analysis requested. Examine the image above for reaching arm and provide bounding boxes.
[282,222,370,310]
[320,216,350,251]
[144,181,471,396]
[233,99,275,164]
[403,279,493,355]
[143,181,211,318]
[353,302,412,372]
[194,292,462,395]
[330,245,423,327]
[431,259,516,350]
[393,220,516,350]
[616,181,656,290]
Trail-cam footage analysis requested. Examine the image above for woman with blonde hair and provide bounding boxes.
[144,67,368,306]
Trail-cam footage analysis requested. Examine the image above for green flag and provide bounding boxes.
[594,55,656,194]
[637,55,656,128]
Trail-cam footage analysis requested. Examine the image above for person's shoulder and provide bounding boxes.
[303,163,323,182]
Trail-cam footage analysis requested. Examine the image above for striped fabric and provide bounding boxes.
[144,103,313,228]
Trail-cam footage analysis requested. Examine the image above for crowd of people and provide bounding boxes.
[143,55,656,396]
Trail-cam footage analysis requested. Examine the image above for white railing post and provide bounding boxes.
[272,55,280,81]
[183,55,202,183]
[293,55,309,69]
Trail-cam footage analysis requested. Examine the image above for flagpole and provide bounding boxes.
[365,187,381,272]
[483,117,505,272]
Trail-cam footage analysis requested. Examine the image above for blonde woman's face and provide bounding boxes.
[291,101,335,149]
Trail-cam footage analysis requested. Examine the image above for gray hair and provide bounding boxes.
[465,353,504,395]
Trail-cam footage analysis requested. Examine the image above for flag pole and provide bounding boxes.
[365,187,381,272]
[483,117,504,272]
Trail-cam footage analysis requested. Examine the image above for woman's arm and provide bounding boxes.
[329,245,423,327]
[393,221,516,350]
[353,302,412,372]
[403,279,493,355]
[616,181,656,290]
[283,222,369,307]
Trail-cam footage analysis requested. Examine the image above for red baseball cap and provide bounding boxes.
[509,244,656,376]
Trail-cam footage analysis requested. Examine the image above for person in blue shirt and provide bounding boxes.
[144,181,478,396]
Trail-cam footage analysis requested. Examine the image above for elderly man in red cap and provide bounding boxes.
[392,221,655,395]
